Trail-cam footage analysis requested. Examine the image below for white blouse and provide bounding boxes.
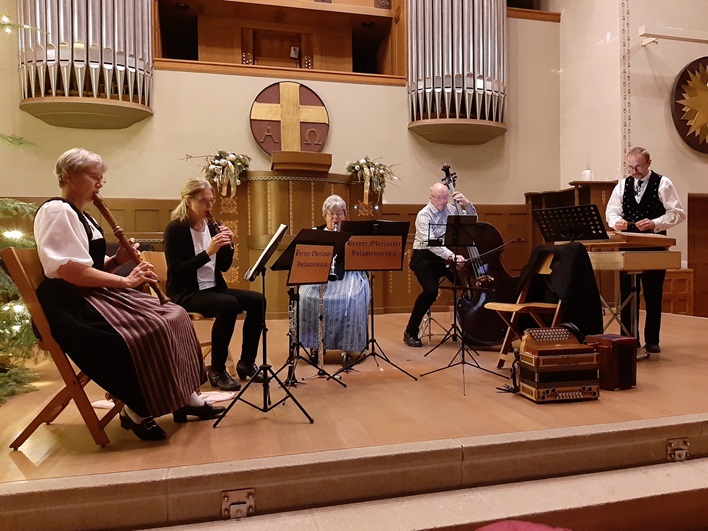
[190,224,217,291]
[34,201,103,278]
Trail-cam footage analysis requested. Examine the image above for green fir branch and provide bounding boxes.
[0,364,39,405]
[0,134,36,148]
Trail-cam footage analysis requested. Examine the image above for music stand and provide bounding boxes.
[421,216,506,391]
[533,204,609,243]
[214,224,314,427]
[331,220,417,381]
[271,228,351,387]
[533,205,638,345]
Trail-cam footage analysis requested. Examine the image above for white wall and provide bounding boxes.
[628,0,708,258]
[544,0,623,183]
[0,0,561,211]
[544,0,708,260]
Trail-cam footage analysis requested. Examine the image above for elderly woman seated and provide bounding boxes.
[298,195,370,366]
[33,148,223,442]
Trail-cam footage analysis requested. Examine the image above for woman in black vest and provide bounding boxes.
[34,149,223,442]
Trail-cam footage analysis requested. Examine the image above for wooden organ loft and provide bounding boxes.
[155,0,407,82]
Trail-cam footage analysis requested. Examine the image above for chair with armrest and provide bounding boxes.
[140,251,215,364]
[485,251,563,369]
[1,247,124,448]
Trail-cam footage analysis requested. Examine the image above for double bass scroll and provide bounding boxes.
[92,193,170,305]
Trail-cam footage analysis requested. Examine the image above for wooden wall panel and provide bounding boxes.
[688,194,708,318]
[9,196,531,318]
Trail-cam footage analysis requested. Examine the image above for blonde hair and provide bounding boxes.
[171,178,213,222]
[54,148,107,185]
[322,194,347,219]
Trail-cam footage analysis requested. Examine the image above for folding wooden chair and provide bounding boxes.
[1,247,123,449]
[140,251,215,363]
[485,252,563,369]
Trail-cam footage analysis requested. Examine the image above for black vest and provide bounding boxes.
[621,172,667,235]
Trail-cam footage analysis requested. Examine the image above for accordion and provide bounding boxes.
[516,327,600,403]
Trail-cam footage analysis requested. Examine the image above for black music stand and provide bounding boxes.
[331,220,417,380]
[271,228,351,387]
[213,224,314,427]
[533,204,609,243]
[421,216,506,391]
[533,205,639,345]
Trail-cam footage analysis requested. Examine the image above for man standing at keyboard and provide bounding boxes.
[605,147,686,355]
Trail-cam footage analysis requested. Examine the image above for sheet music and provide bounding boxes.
[244,223,288,282]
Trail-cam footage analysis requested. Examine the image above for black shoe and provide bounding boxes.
[207,369,242,391]
[173,402,226,423]
[236,360,265,383]
[403,331,422,347]
[119,410,166,441]
[645,343,661,354]
[341,352,353,367]
[309,349,320,365]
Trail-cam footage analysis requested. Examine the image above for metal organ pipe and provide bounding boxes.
[407,0,506,125]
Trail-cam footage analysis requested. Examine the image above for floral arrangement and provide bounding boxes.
[345,156,398,207]
[185,150,251,198]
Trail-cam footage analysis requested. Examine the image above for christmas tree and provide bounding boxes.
[0,198,42,404]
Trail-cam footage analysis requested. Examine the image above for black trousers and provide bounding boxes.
[180,287,264,371]
[620,269,666,346]
[406,249,454,336]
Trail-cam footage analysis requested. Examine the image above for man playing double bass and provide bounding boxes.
[403,182,476,347]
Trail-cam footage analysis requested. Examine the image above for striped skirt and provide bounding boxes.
[298,271,370,352]
[37,279,204,418]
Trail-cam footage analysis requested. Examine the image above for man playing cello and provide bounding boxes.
[403,182,476,347]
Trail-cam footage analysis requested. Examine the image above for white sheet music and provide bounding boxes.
[244,223,288,282]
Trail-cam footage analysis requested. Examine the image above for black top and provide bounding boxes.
[164,219,234,305]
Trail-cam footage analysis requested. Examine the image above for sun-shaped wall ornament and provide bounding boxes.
[671,57,708,154]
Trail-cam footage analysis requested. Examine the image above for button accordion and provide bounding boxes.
[516,327,600,403]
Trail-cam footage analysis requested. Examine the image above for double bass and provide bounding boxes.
[441,165,518,347]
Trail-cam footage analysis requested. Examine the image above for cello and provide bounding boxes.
[441,165,518,347]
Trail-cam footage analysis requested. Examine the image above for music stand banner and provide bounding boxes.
[345,236,402,271]
[287,244,334,286]
[340,220,409,272]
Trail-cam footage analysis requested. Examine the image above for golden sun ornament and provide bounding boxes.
[672,58,708,153]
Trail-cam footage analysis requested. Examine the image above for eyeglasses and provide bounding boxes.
[430,195,449,200]
[85,171,106,184]
[194,197,214,205]
[626,164,645,172]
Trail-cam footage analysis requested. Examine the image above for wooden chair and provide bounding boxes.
[1,247,123,449]
[485,252,563,369]
[140,251,214,363]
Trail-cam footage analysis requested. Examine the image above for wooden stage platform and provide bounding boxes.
[2,311,708,530]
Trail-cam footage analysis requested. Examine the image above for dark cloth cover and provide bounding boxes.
[517,241,603,337]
